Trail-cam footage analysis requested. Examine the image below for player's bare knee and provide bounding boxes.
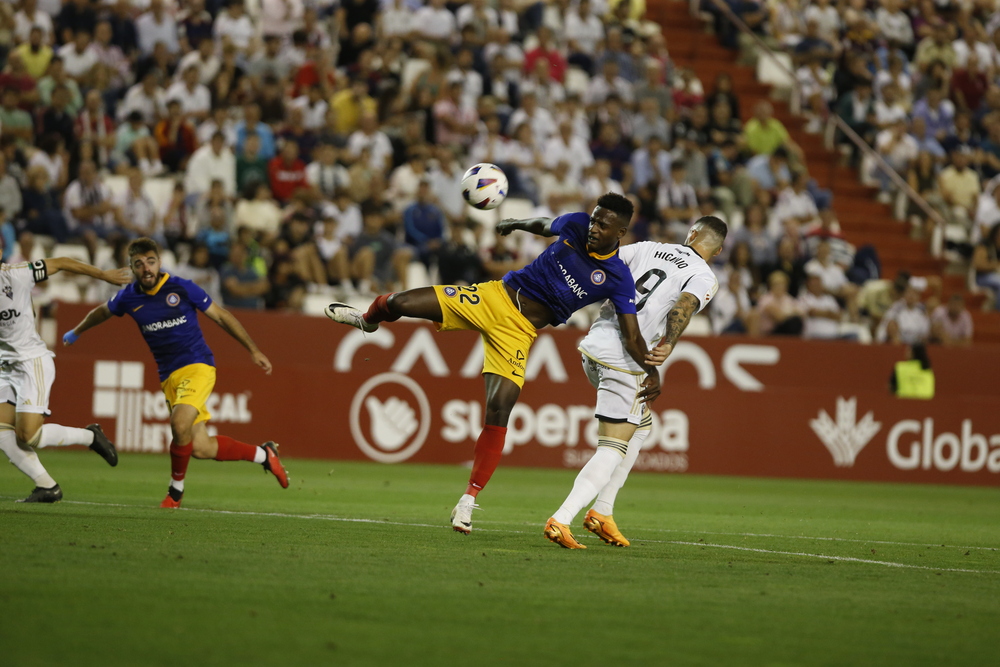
[190,440,213,459]
[15,426,39,447]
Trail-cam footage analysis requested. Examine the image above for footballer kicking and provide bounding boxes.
[64,238,288,507]
[325,193,662,534]
[0,258,126,503]
[545,217,727,548]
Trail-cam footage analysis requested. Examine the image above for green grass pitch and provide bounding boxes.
[1,451,998,667]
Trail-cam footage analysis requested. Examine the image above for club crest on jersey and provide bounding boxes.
[2,285,11,300]
[166,292,181,307]
[443,286,458,297]
[590,270,607,285]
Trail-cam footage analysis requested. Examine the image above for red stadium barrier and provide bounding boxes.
[53,303,1000,486]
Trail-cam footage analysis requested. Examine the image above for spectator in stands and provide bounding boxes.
[307,143,349,202]
[38,56,83,116]
[14,0,53,46]
[877,283,931,344]
[743,101,794,157]
[236,132,268,196]
[20,164,68,242]
[725,241,759,293]
[348,111,393,173]
[13,26,53,81]
[136,0,179,57]
[174,243,223,304]
[0,89,33,145]
[799,270,844,340]
[186,131,236,200]
[154,99,197,172]
[874,118,919,201]
[57,28,97,82]
[931,294,973,346]
[738,145,791,207]
[657,161,698,242]
[711,270,752,335]
[220,242,270,310]
[732,204,777,268]
[28,133,68,195]
[545,120,594,182]
[765,235,808,297]
[938,146,981,240]
[235,103,276,161]
[403,179,445,268]
[912,87,955,142]
[910,115,945,158]
[914,20,955,72]
[117,69,166,125]
[751,271,804,337]
[773,170,820,237]
[116,168,161,241]
[352,203,412,294]
[972,224,1000,307]
[63,160,123,259]
[267,141,308,205]
[835,80,877,153]
[235,183,283,244]
[0,154,21,231]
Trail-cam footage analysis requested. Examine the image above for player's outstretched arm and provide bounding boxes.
[44,258,132,286]
[647,293,700,365]
[203,302,272,375]
[63,303,114,345]
[496,217,554,237]
[617,312,661,403]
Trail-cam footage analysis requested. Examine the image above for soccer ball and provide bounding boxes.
[461,163,508,211]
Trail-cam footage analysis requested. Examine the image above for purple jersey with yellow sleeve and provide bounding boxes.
[107,273,215,381]
[502,212,636,325]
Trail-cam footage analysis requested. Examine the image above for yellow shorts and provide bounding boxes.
[434,281,537,388]
[161,363,216,424]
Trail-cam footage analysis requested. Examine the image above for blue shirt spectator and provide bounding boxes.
[235,104,276,160]
[745,149,792,191]
[404,183,445,266]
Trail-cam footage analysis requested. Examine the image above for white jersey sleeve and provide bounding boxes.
[579,242,719,374]
[0,261,52,362]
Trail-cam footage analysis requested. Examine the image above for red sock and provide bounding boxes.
[214,435,259,462]
[169,441,192,482]
[364,294,400,325]
[465,425,507,497]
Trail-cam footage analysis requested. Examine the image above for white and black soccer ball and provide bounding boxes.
[461,163,509,211]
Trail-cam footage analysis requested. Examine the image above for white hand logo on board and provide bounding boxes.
[810,396,882,467]
[365,396,418,451]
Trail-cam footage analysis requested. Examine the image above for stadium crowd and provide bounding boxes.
[0,0,987,346]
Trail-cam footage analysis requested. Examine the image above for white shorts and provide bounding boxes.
[581,354,646,426]
[0,354,55,415]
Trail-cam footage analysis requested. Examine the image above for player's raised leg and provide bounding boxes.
[324,287,444,332]
[451,373,520,534]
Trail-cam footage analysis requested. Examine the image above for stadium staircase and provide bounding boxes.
[648,0,1000,342]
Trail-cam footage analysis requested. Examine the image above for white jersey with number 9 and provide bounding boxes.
[579,242,719,374]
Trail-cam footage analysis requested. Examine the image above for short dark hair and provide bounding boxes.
[128,237,160,259]
[693,215,728,247]
[596,192,634,225]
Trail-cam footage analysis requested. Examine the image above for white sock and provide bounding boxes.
[0,427,57,488]
[552,440,627,525]
[169,479,185,492]
[592,427,650,516]
[37,424,95,448]
[459,493,476,506]
[253,447,266,464]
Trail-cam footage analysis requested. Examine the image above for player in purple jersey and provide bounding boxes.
[65,238,288,508]
[325,193,661,534]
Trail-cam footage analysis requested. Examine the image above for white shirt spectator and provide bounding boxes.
[565,10,604,54]
[451,68,484,110]
[177,51,221,85]
[381,4,414,38]
[347,129,394,171]
[27,151,63,188]
[185,144,237,197]
[710,283,751,334]
[136,11,180,55]
[14,9,53,43]
[875,7,914,45]
[165,81,212,117]
[973,191,1000,244]
[307,161,350,200]
[953,39,993,71]
[456,4,498,31]
[328,201,363,240]
[772,186,819,232]
[874,100,908,127]
[583,175,624,200]
[469,135,511,165]
[803,258,847,293]
[799,290,841,339]
[260,0,304,38]
[543,134,594,182]
[874,70,912,101]
[656,180,698,220]
[63,179,115,231]
[803,4,840,44]
[196,118,237,146]
[585,75,634,106]
[290,96,329,131]
[631,146,671,189]
[507,107,557,147]
[413,6,457,41]
[875,128,919,166]
[116,187,159,236]
[877,300,930,344]
[57,43,98,79]
[214,12,256,50]
[116,84,167,123]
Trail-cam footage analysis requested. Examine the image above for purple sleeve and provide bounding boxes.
[107,288,129,317]
[185,280,214,312]
[549,212,590,242]
[610,271,637,315]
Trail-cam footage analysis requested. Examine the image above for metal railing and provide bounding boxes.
[696,0,948,245]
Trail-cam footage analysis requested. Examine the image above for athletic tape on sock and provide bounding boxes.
[25,428,41,448]
[597,436,629,457]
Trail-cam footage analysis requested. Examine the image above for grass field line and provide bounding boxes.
[10,498,998,576]
[646,540,1000,575]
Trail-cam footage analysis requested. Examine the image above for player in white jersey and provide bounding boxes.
[0,258,130,503]
[544,216,727,548]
